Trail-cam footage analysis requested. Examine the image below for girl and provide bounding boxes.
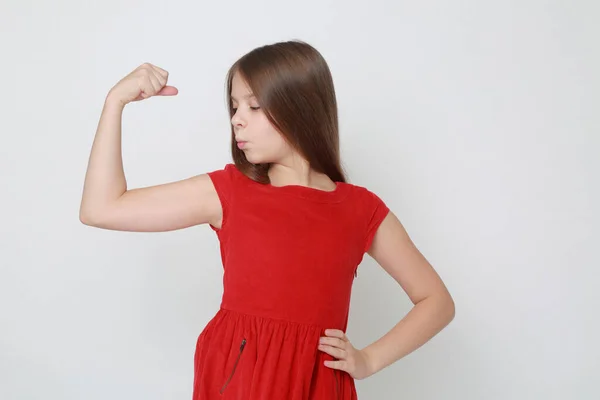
[80,40,455,399]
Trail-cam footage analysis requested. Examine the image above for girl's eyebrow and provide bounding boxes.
[231,93,255,101]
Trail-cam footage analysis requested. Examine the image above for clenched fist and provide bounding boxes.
[107,63,178,106]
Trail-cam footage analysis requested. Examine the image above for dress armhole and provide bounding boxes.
[206,163,236,232]
[364,190,390,253]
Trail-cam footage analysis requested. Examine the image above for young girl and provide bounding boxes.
[80,40,455,399]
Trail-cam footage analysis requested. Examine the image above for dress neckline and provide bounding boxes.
[231,164,350,203]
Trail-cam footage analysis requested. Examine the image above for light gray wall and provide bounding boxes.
[1,1,598,399]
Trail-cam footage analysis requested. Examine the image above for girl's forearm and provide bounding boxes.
[361,294,455,376]
[80,94,127,220]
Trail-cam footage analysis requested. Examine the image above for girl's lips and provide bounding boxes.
[237,141,247,149]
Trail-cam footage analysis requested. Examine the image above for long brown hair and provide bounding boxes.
[225,40,347,184]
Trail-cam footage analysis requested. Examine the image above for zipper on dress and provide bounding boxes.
[219,338,247,394]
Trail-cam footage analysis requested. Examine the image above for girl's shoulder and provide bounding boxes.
[338,181,390,252]
[338,180,388,208]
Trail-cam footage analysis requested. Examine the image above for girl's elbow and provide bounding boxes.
[442,292,456,323]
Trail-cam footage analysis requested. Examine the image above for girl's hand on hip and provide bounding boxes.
[318,329,375,380]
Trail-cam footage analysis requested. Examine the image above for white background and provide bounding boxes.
[1,1,598,399]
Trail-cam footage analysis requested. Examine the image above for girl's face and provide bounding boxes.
[230,72,294,165]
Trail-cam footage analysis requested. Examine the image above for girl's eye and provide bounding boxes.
[231,106,260,114]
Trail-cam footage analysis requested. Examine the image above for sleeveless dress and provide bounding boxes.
[192,163,389,399]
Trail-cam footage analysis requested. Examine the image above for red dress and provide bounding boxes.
[192,163,389,399]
